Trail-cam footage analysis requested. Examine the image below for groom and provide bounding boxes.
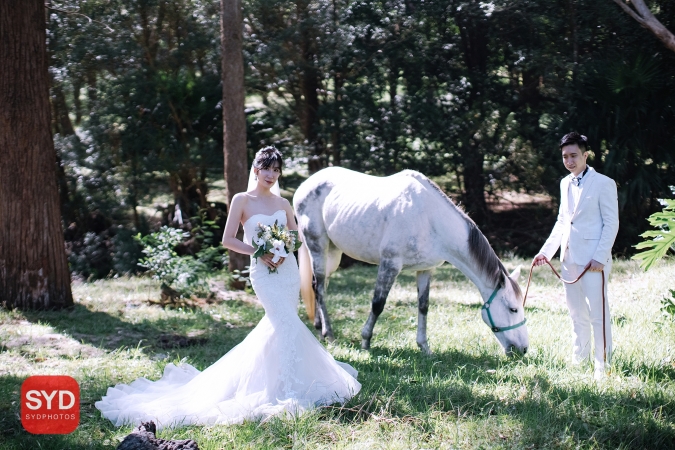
[533,132,619,379]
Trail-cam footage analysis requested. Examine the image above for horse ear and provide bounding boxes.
[509,265,522,282]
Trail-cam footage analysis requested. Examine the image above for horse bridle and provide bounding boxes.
[482,285,527,333]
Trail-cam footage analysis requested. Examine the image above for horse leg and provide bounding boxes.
[416,270,433,355]
[312,241,342,334]
[311,273,322,330]
[361,259,401,350]
[313,271,334,341]
[306,239,336,341]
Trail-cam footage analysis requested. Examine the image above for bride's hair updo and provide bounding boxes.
[253,146,283,174]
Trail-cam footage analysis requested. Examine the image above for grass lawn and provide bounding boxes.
[1,257,674,449]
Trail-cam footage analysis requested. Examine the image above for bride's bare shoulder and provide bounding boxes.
[279,197,293,211]
[231,192,250,204]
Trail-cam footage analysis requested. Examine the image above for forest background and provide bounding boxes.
[46,0,675,281]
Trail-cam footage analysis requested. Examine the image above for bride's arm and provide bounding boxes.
[282,199,298,231]
[221,194,256,255]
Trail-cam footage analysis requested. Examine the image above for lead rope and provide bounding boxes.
[523,260,607,364]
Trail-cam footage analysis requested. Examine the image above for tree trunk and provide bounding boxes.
[330,0,342,167]
[331,72,342,166]
[456,9,489,226]
[298,0,324,174]
[0,0,73,309]
[462,142,488,226]
[168,167,209,223]
[612,0,675,53]
[221,0,249,277]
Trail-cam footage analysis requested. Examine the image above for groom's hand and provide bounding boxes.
[532,254,548,267]
[585,259,605,272]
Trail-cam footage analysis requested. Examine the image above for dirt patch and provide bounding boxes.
[2,331,104,360]
[145,282,259,309]
[210,281,259,305]
[487,191,554,212]
[157,332,207,349]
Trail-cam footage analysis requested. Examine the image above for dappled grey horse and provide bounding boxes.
[293,167,528,355]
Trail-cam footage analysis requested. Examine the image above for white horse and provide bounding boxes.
[293,167,528,355]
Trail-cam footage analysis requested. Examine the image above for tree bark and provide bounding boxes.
[612,0,675,52]
[221,0,249,276]
[0,0,73,309]
[298,0,324,173]
[461,141,488,225]
[456,9,489,226]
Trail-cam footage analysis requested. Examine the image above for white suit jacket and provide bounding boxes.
[539,167,619,266]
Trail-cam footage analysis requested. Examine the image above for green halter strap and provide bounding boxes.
[482,286,527,333]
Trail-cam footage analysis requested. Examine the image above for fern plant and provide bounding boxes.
[662,290,675,318]
[633,189,675,320]
[632,196,675,271]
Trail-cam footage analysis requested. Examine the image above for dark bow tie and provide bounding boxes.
[572,167,589,186]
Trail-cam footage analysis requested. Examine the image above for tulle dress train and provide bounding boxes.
[95,210,361,428]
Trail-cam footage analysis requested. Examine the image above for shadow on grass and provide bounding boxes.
[330,263,471,293]
[19,303,259,368]
[333,346,675,448]
[0,373,118,450]
[614,358,675,384]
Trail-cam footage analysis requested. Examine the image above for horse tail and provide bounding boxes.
[298,240,316,321]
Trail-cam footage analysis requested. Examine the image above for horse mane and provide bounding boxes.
[411,173,521,294]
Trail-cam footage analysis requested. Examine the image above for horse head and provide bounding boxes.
[480,267,529,356]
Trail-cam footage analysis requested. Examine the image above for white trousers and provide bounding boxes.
[561,257,613,369]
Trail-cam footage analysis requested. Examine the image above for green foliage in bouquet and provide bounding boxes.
[251,221,302,260]
[632,195,675,271]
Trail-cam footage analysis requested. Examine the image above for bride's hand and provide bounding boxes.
[259,253,285,269]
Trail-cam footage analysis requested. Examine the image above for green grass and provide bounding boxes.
[1,258,675,449]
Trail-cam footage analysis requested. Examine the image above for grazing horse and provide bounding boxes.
[293,167,528,355]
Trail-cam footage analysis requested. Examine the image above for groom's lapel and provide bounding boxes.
[561,176,571,217]
[572,169,597,218]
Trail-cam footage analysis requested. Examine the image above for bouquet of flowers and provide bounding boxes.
[252,220,302,273]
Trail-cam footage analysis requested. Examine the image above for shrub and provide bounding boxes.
[135,215,227,298]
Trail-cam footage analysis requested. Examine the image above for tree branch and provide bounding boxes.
[611,0,646,24]
[46,5,114,32]
[612,0,675,53]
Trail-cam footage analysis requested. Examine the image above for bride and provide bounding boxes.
[96,146,361,428]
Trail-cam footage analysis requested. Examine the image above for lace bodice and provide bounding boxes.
[243,209,287,246]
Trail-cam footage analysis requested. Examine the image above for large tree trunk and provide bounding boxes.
[0,0,73,309]
[221,0,249,277]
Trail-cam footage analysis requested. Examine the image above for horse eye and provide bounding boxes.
[509,308,518,313]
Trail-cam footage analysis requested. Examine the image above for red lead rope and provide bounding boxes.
[522,260,607,363]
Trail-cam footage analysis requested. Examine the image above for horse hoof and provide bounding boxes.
[361,339,371,350]
[324,335,335,343]
[418,343,432,355]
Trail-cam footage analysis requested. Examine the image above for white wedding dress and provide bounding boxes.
[96,209,361,428]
